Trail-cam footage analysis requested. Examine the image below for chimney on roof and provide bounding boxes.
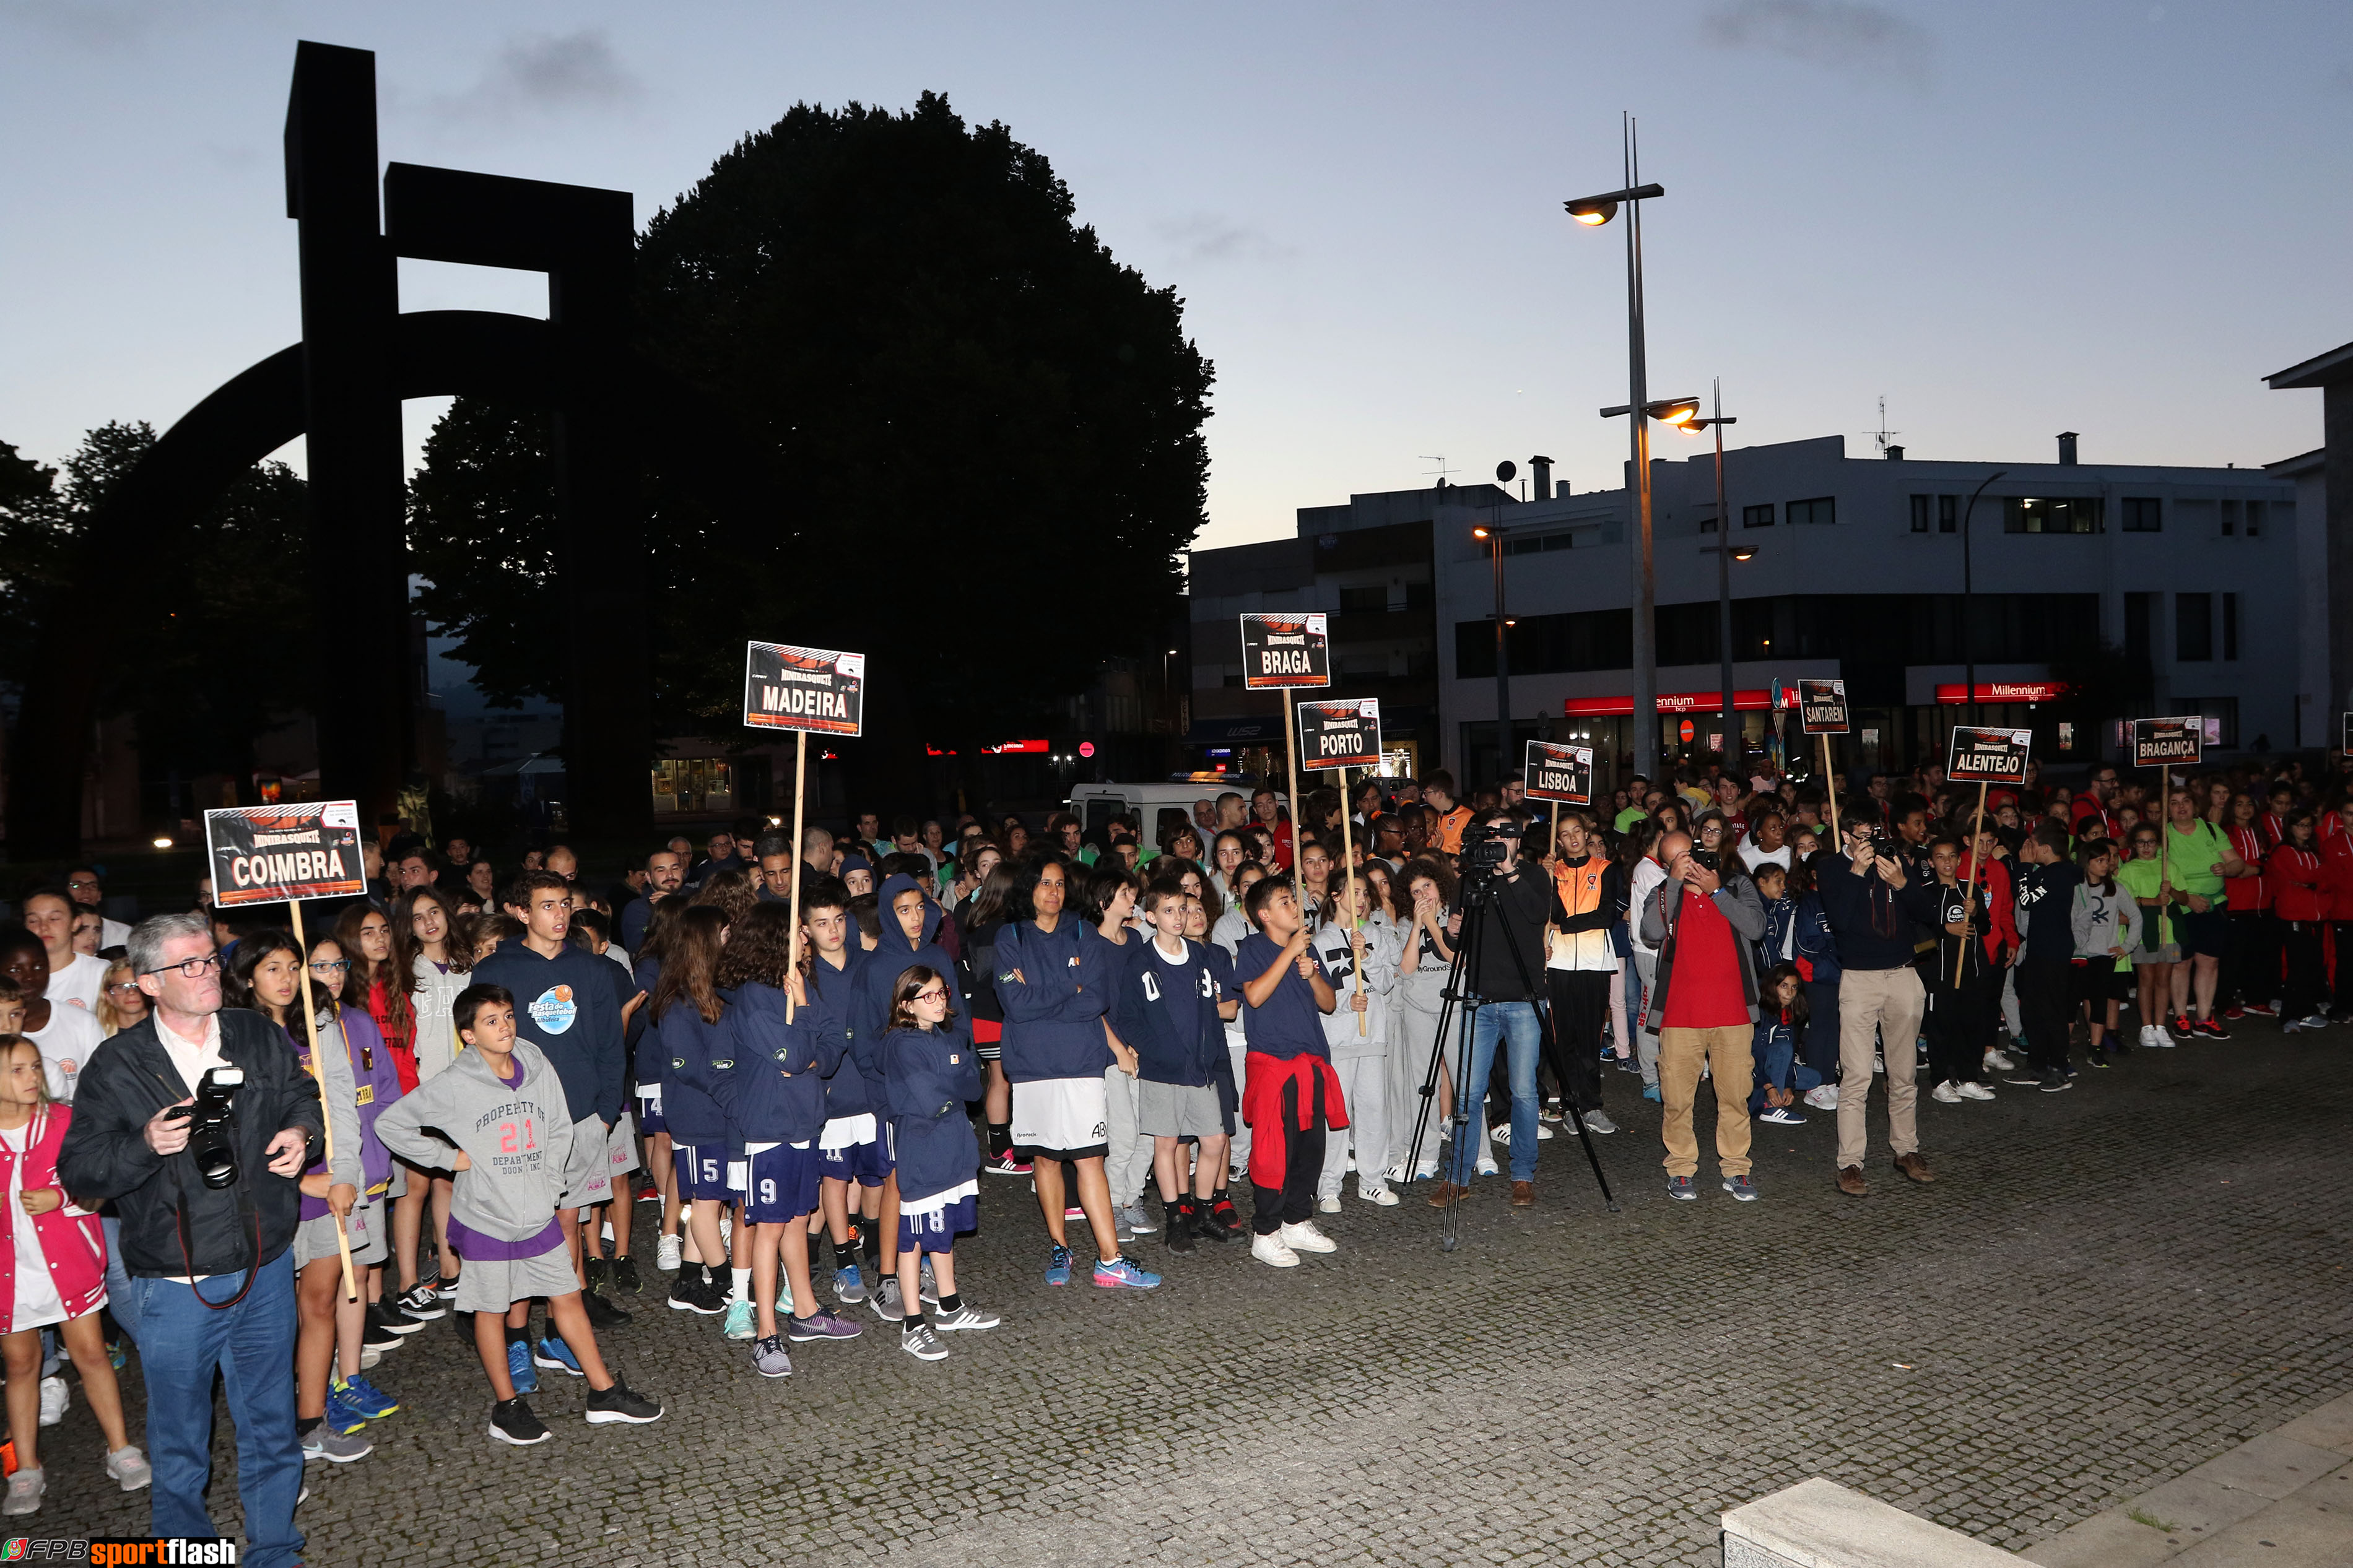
[2057,431,2079,466]
[1884,444,1904,461]
[1529,455,1554,500]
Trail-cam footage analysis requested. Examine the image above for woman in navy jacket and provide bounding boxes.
[883,964,998,1359]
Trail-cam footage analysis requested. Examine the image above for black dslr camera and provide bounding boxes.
[1458,819,1521,878]
[166,1065,245,1190]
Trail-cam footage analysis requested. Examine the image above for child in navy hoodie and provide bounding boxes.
[800,881,884,1311]
[853,874,959,1306]
[884,964,999,1361]
[1110,879,1239,1254]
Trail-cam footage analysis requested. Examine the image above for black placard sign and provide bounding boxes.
[1297,698,1383,769]
[744,642,866,735]
[2341,711,2351,753]
[1798,678,1850,735]
[1238,613,1331,690]
[1523,741,1593,804]
[2129,716,2204,769]
[205,801,367,907]
[1945,725,2032,785]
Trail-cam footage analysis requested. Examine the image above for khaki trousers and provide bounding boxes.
[1836,964,1923,1169]
[1657,1024,1753,1179]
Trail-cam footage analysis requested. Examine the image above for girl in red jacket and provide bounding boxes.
[2222,792,2277,1018]
[2267,812,2331,1031]
[0,1036,146,1515]
[2323,801,2353,1020]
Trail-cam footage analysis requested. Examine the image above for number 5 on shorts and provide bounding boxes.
[700,1154,721,1189]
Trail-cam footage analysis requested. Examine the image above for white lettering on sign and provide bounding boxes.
[1258,650,1317,674]
[229,848,350,888]
[758,684,851,718]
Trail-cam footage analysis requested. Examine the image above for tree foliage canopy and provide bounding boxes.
[409,92,1212,752]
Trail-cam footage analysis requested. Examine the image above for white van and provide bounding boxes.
[1066,776,1284,842]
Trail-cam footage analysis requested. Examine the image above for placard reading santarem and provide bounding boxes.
[206,801,366,907]
[1238,613,1331,690]
[2129,716,2204,769]
[744,642,866,735]
[1523,741,1593,804]
[1798,678,1850,735]
[1945,725,2032,785]
[1297,698,1383,769]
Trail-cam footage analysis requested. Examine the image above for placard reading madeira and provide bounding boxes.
[744,642,866,735]
[204,800,367,906]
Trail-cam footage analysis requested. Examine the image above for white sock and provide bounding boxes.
[731,1266,751,1301]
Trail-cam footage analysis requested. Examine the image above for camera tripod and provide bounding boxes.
[1401,865,1619,1251]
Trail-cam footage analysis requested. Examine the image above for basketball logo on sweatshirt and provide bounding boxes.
[529,984,577,1034]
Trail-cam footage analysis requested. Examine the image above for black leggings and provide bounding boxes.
[1251,1074,1328,1236]
[1924,972,1988,1085]
[2282,922,2326,1020]
[1546,969,1610,1112]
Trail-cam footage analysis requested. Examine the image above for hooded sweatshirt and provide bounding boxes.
[1311,915,1398,1060]
[374,1039,573,1256]
[854,874,959,1107]
[715,980,842,1146]
[884,1020,983,1205]
[653,995,735,1152]
[311,1005,402,1204]
[994,914,1114,1082]
[807,942,871,1124]
[470,937,625,1127]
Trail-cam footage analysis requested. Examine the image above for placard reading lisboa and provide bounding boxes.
[205,801,367,906]
[1238,613,1331,690]
[1523,741,1593,804]
[744,642,866,735]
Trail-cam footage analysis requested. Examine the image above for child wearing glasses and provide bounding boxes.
[882,964,998,1360]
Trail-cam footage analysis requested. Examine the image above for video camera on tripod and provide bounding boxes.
[1456,818,1521,881]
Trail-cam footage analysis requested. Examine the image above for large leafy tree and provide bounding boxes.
[409,92,1212,792]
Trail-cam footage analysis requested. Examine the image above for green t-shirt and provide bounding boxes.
[1614,806,1645,833]
[2114,856,2172,951]
[2163,820,2229,899]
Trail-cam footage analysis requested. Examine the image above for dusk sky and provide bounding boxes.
[5,1,2348,550]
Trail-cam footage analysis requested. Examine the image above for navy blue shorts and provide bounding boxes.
[742,1141,823,1224]
[675,1141,742,1203]
[897,1190,976,1254]
[635,1089,665,1138]
[819,1135,887,1189]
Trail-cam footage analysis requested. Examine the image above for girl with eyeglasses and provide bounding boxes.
[882,964,997,1358]
[94,961,147,1037]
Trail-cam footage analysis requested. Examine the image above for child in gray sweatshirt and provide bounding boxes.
[2068,841,2141,1063]
[374,983,663,1445]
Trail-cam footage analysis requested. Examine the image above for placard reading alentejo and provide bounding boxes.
[2129,716,2204,769]
[204,801,367,906]
[1798,678,1850,735]
[744,642,866,735]
[1523,740,1593,804]
[1945,725,2033,785]
[1238,613,1332,690]
[1297,698,1383,769]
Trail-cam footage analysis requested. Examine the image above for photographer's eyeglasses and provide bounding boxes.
[144,954,224,980]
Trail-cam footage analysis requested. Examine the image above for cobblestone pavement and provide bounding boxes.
[46,1023,2353,1566]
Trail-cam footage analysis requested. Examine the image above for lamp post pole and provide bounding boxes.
[1700,382,1739,769]
[1959,470,2007,729]
[1623,132,1658,784]
[1492,510,1511,788]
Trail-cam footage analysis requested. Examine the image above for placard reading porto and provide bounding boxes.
[1798,678,1850,735]
[1297,698,1383,770]
[2129,716,2204,769]
[1523,740,1593,804]
[1945,726,2032,786]
[1238,613,1331,690]
[206,801,367,906]
[744,642,866,735]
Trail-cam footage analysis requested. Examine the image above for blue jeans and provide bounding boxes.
[102,1215,139,1344]
[1450,1001,1542,1183]
[124,1250,305,1568]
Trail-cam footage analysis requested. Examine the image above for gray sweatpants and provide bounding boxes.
[1103,1063,1151,1207]
[1319,1054,1390,1199]
[1632,949,1662,1088]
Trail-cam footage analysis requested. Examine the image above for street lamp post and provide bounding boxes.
[1959,470,2007,728]
[1687,382,1740,768]
[1601,391,1699,769]
[1472,505,1524,790]
[1565,120,1667,782]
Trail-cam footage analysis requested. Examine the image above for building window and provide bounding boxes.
[2004,496,2105,534]
[1909,495,1930,533]
[2246,500,2266,536]
[1742,503,1773,528]
[1939,495,1958,534]
[2178,698,2239,748]
[2223,592,2238,661]
[2121,497,2162,532]
[2220,499,2238,535]
[1403,579,1434,610]
[2177,592,2212,662]
[651,758,733,816]
[1785,496,1835,526]
[1337,584,1386,613]
[2125,592,2155,666]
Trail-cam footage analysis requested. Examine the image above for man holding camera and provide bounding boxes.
[1813,817,1943,1197]
[58,912,324,1568]
[1638,831,1766,1201]
[1432,812,1566,1208]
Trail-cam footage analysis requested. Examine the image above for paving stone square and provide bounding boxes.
[45,1025,2353,1565]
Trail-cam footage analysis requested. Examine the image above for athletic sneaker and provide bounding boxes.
[1063,1205,1085,1221]
[2040,1075,2074,1093]
[2244,1000,2277,1017]
[1983,1047,2015,1072]
[372,1300,427,1336]
[302,1428,370,1464]
[1044,1244,1074,1286]
[613,1257,642,1295]
[1316,1195,1341,1215]
[1359,1185,1401,1206]
[2,1468,41,1515]
[1277,1221,1336,1255]
[37,1376,66,1426]
[1250,1231,1300,1268]
[1930,1080,1962,1104]
[1196,1202,1240,1243]
[635,1179,662,1203]
[919,1256,939,1304]
[1580,1109,1619,1134]
[2194,1016,2229,1040]
[1118,1202,1158,1235]
[901,1322,948,1361]
[1756,1106,1806,1125]
[2300,1013,2334,1031]
[1957,1081,1996,1101]
[669,1272,727,1315]
[1640,1085,1662,1104]
[1721,1175,1758,1202]
[360,1313,404,1351]
[656,1233,682,1272]
[1803,1084,1839,1111]
[396,1283,445,1320]
[752,1335,794,1379]
[2172,1014,2193,1039]
[433,1275,459,1301]
[832,1262,867,1304]
[1093,1255,1163,1289]
[506,1339,539,1395]
[105,1445,152,1491]
[934,1302,1001,1331]
[584,1379,663,1424]
[2003,1073,2049,1087]
[583,1291,632,1328]
[489,1397,549,1446]
[721,1299,757,1341]
[1475,1154,1500,1176]
[322,1382,370,1434]
[1665,1175,1697,1201]
[583,1257,611,1296]
[982,1150,1033,1177]
[2144,1027,2180,1048]
[533,1336,584,1377]
[335,1374,400,1420]
[788,1310,863,1341]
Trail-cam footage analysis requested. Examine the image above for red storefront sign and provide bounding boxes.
[1561,688,1798,717]
[1932,682,2068,704]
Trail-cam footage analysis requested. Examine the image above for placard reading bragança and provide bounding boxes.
[1238,613,1331,690]
[1946,725,2033,785]
[1523,740,1594,804]
[205,801,367,907]
[2129,716,2204,769]
[1297,698,1383,769]
[744,642,866,735]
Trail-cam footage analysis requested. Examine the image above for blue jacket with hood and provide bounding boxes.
[994,915,1114,1083]
[884,1020,982,1205]
[714,979,841,1145]
[1110,935,1229,1089]
[806,941,870,1123]
[471,936,625,1127]
[853,875,959,1105]
[651,993,735,1151]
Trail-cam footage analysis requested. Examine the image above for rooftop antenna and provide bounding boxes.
[1863,395,1901,457]
[1420,454,1456,488]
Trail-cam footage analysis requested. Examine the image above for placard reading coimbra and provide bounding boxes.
[1945,726,2032,785]
[1297,698,1382,769]
[1523,741,1593,804]
[1798,678,1850,735]
[2129,716,2204,769]
[1238,613,1331,690]
[744,642,866,735]
[206,801,367,906]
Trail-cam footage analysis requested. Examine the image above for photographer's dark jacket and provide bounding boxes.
[58,1007,324,1280]
[1467,865,1567,1003]
[1812,855,1941,972]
